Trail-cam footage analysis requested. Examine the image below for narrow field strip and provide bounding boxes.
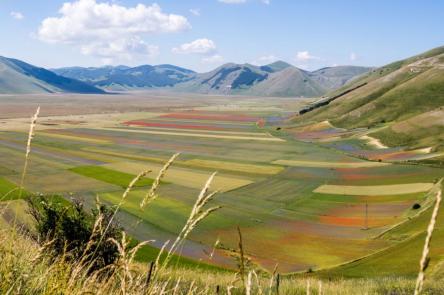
[152,117,254,126]
[122,125,270,137]
[314,183,434,196]
[273,159,390,168]
[184,159,284,175]
[96,127,286,142]
[39,131,111,144]
[82,147,169,163]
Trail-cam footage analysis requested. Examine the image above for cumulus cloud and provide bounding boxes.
[37,0,190,63]
[252,55,279,65]
[202,54,224,64]
[350,52,357,61]
[81,37,159,64]
[295,51,319,61]
[189,8,200,16]
[172,38,217,55]
[10,11,24,20]
[218,0,247,4]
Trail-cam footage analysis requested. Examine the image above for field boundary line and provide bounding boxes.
[96,127,286,142]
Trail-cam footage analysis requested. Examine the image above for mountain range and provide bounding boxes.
[0,55,370,97]
[53,61,370,97]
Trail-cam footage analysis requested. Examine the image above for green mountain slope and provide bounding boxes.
[293,46,444,151]
[0,57,104,94]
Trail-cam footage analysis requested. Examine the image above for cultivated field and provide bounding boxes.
[1,93,443,276]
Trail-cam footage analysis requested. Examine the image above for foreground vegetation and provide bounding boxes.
[2,220,444,294]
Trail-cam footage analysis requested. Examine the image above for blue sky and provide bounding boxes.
[1,0,443,72]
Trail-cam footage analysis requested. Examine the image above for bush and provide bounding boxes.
[27,195,122,271]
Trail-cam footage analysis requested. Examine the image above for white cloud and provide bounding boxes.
[218,0,247,4]
[172,38,217,55]
[295,51,319,61]
[10,11,24,20]
[202,54,224,64]
[252,55,279,65]
[81,36,159,63]
[189,8,200,16]
[261,0,271,4]
[37,0,190,63]
[350,52,357,61]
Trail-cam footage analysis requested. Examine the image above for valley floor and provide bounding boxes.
[1,93,443,279]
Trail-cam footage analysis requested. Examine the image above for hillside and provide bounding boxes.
[0,57,104,94]
[53,64,196,91]
[292,46,444,151]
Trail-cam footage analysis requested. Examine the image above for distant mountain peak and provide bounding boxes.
[260,60,293,73]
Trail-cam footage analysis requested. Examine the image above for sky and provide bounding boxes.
[1,0,443,72]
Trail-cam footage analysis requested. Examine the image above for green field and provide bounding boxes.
[69,165,155,188]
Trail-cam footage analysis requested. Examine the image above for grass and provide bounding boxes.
[0,178,24,200]
[69,165,155,188]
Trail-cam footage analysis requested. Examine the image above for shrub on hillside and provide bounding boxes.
[27,196,122,272]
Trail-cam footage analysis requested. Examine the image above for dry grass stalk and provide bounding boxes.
[108,232,152,295]
[140,153,180,210]
[30,238,56,264]
[19,106,40,198]
[414,182,442,295]
[123,170,151,201]
[246,271,252,295]
[159,172,220,271]
[209,236,220,260]
[268,264,278,295]
[237,225,246,286]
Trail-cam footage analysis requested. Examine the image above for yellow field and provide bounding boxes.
[95,127,286,142]
[83,147,169,163]
[103,161,253,192]
[39,132,111,144]
[184,159,284,175]
[313,183,434,195]
[272,159,390,168]
[123,126,270,137]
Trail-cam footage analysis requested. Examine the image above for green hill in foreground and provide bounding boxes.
[293,46,444,151]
